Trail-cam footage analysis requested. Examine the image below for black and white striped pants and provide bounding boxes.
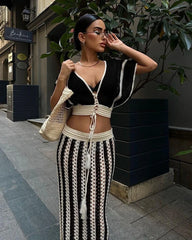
[57,125,115,240]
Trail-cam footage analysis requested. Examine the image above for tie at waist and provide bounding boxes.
[72,104,112,118]
[70,102,112,220]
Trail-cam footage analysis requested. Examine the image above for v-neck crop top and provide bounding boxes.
[66,58,137,118]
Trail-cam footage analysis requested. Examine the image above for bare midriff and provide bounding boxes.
[67,114,111,133]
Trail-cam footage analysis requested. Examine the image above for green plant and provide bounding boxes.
[41,0,192,95]
[175,146,192,156]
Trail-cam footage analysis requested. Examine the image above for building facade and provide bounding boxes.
[0,0,58,116]
[0,0,31,85]
[27,0,61,116]
[0,5,13,82]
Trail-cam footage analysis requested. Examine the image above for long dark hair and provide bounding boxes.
[74,14,101,51]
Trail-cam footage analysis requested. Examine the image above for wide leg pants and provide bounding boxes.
[57,125,115,240]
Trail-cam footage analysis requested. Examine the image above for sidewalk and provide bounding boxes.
[0,109,192,240]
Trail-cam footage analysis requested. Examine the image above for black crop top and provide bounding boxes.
[66,58,137,109]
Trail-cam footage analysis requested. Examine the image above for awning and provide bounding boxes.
[0,0,13,10]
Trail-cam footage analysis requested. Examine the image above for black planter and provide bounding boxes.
[7,85,39,121]
[111,99,169,187]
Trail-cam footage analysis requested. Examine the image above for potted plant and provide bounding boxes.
[43,0,192,94]
[41,0,192,198]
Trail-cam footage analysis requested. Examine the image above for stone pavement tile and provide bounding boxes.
[134,185,189,215]
[34,184,59,220]
[14,139,54,157]
[107,207,136,240]
[108,193,123,209]
[27,224,59,240]
[155,185,187,202]
[22,172,54,190]
[170,198,192,219]
[0,150,19,178]
[158,230,186,240]
[37,146,57,162]
[0,144,20,155]
[17,134,46,148]
[3,152,35,172]
[0,146,59,239]
[108,201,145,224]
[109,225,139,240]
[0,148,33,202]
[135,185,192,216]
[177,186,192,203]
[149,198,192,229]
[6,149,54,172]
[21,168,58,197]
[0,174,33,201]
[173,216,192,240]
[21,168,47,180]
[21,160,58,186]
[129,214,170,240]
[0,124,34,138]
[43,163,58,184]
[135,193,169,214]
[0,221,26,240]
[0,138,57,181]
[0,196,12,230]
[0,192,26,240]
[158,185,192,205]
[7,193,58,237]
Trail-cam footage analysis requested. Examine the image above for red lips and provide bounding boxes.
[100,43,106,48]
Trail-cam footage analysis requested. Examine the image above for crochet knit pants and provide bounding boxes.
[57,125,115,240]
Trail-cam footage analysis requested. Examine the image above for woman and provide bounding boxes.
[51,14,157,240]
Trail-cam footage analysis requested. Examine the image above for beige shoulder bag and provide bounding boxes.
[39,87,74,141]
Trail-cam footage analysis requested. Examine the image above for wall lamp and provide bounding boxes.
[21,7,36,22]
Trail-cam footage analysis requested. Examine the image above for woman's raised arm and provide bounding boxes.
[106,33,158,74]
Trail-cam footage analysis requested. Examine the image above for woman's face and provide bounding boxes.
[81,19,107,52]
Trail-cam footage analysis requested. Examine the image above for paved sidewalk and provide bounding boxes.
[0,109,192,240]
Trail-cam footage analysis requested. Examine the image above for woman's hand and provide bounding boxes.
[106,33,124,51]
[57,59,75,83]
[50,59,75,110]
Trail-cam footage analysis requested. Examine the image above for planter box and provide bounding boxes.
[7,85,39,121]
[169,127,192,190]
[111,99,169,186]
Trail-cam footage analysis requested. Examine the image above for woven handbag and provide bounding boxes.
[39,86,74,141]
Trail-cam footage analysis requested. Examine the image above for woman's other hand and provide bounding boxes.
[50,59,75,110]
[57,59,75,83]
[106,33,124,51]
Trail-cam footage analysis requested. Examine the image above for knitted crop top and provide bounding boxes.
[66,58,137,118]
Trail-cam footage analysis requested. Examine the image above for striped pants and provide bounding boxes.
[57,125,115,240]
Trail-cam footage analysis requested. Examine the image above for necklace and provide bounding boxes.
[78,60,99,67]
